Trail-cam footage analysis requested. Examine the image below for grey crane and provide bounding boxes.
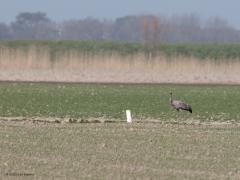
[170,92,192,113]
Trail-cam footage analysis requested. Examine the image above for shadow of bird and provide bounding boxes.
[170,92,192,113]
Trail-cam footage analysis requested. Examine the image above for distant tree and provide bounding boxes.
[112,16,143,42]
[166,14,203,43]
[11,12,58,40]
[0,23,11,40]
[100,20,114,41]
[15,12,50,25]
[141,15,169,45]
[60,18,105,40]
[204,17,239,43]
[0,11,239,43]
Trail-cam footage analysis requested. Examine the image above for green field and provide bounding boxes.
[0,83,239,121]
[1,83,240,179]
[2,40,240,60]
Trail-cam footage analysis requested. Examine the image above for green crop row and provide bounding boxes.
[1,40,240,60]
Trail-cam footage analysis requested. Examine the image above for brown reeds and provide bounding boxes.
[0,45,239,84]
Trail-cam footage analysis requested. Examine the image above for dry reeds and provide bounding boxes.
[0,42,239,84]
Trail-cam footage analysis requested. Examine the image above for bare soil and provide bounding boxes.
[0,66,239,84]
[0,116,239,127]
[1,117,240,179]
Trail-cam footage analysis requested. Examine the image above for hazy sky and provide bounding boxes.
[1,0,240,28]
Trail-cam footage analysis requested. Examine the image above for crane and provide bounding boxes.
[170,92,192,113]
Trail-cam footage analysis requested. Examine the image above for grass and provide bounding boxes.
[0,83,240,121]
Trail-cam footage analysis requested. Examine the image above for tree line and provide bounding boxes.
[0,12,240,44]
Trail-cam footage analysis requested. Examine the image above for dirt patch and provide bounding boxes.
[0,66,239,84]
[0,116,239,128]
[1,115,240,179]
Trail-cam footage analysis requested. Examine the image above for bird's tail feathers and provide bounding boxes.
[188,105,192,113]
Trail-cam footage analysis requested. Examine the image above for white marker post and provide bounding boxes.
[126,110,132,123]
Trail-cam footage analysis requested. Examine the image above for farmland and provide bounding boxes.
[1,121,240,179]
[0,83,240,179]
[0,83,240,121]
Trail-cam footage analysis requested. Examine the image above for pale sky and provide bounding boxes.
[1,0,240,28]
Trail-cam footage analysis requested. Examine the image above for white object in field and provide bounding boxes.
[126,110,132,123]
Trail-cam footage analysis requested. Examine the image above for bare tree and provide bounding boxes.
[0,11,239,43]
[0,23,11,40]
[60,18,105,40]
[204,17,238,43]
[112,16,143,42]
